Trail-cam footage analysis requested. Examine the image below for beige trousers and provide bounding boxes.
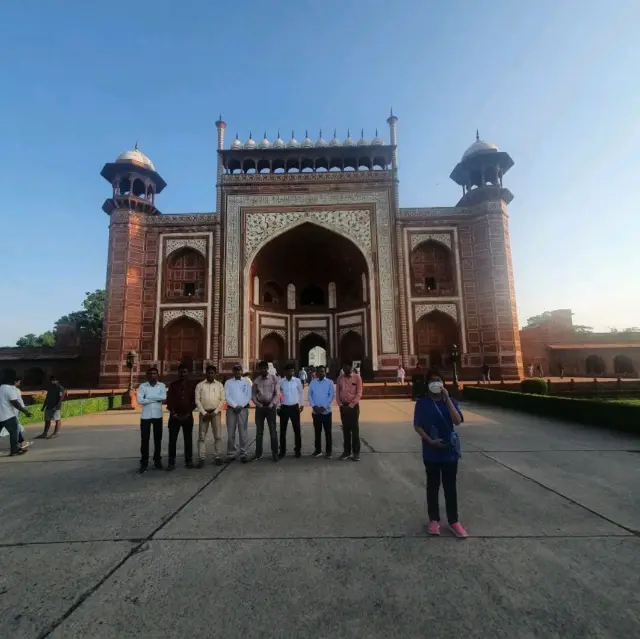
[198,412,223,460]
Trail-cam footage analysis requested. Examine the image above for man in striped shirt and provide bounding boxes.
[336,360,363,461]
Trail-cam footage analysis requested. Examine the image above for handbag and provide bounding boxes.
[431,400,461,458]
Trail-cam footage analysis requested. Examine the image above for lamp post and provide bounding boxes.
[121,350,137,409]
[450,343,459,388]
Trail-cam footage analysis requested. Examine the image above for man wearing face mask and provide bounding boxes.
[413,369,467,538]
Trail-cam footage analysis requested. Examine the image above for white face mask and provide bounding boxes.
[428,381,443,394]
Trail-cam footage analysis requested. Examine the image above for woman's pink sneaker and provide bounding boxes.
[450,522,468,538]
[427,520,441,535]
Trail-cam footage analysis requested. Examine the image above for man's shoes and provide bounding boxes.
[154,461,163,470]
[166,464,175,472]
[35,433,48,440]
[224,457,235,463]
[278,450,286,459]
[324,453,332,460]
[254,455,263,461]
[339,453,351,461]
[352,455,361,462]
[214,457,223,466]
[137,466,147,474]
[311,451,323,458]
[196,460,205,469]
[240,456,248,463]
[185,461,194,469]
[272,453,278,462]
[295,451,301,458]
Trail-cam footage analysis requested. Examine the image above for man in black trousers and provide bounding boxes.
[166,365,196,470]
[278,362,304,458]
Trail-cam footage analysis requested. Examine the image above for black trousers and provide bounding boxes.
[255,406,278,457]
[168,415,194,464]
[425,461,459,524]
[339,405,360,456]
[140,418,163,467]
[312,412,332,454]
[279,405,301,454]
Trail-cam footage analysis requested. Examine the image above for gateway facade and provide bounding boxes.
[98,115,523,386]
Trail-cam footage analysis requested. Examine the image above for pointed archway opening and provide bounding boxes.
[586,354,605,376]
[161,316,205,373]
[414,310,459,369]
[300,332,327,368]
[339,330,365,362]
[261,332,286,367]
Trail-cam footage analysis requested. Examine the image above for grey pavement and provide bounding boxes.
[1,400,639,638]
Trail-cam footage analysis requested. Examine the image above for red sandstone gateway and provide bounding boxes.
[97,116,523,386]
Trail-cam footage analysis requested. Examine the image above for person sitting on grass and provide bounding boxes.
[413,368,467,538]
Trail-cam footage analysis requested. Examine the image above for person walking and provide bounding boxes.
[308,364,334,459]
[166,365,196,471]
[135,367,166,474]
[35,375,65,439]
[279,362,304,458]
[224,363,252,463]
[481,362,491,384]
[413,369,467,538]
[397,365,405,385]
[528,363,534,378]
[0,371,32,456]
[336,360,363,461]
[195,365,225,468]
[252,360,280,462]
[298,367,308,388]
[536,363,544,378]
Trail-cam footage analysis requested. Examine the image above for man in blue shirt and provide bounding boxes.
[307,364,334,459]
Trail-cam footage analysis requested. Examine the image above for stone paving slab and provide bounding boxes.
[156,451,627,539]
[0,459,223,544]
[50,537,640,639]
[487,450,640,532]
[0,541,135,639]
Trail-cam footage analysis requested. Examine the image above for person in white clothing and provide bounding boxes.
[279,362,305,458]
[298,367,308,388]
[224,363,252,462]
[0,371,32,456]
[136,367,167,474]
[195,365,225,467]
[397,366,406,385]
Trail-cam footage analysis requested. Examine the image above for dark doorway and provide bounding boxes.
[339,330,365,362]
[585,354,605,376]
[299,332,327,368]
[300,284,325,307]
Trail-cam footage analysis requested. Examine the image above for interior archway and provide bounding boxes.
[162,317,205,371]
[165,248,206,302]
[613,354,634,375]
[24,366,46,388]
[586,354,605,376]
[340,330,365,362]
[299,332,327,368]
[410,240,455,296]
[261,332,286,364]
[414,310,459,369]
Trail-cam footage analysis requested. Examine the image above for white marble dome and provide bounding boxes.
[302,131,313,148]
[273,132,286,149]
[315,130,328,147]
[259,133,271,149]
[370,129,384,146]
[230,134,243,150]
[357,130,369,146]
[116,147,155,171]
[343,130,355,147]
[462,135,498,160]
[244,133,257,150]
[287,131,300,148]
[329,130,341,147]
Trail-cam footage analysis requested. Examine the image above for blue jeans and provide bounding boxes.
[1,417,21,454]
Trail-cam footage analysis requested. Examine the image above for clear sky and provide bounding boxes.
[1,0,639,345]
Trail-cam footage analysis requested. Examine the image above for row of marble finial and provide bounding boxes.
[229,129,387,151]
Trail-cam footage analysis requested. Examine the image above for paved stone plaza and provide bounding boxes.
[1,400,639,638]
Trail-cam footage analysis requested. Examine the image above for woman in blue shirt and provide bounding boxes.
[413,369,468,538]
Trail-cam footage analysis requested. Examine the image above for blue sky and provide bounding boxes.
[1,0,639,345]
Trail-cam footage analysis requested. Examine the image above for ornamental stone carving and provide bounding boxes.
[244,209,372,263]
[163,309,206,327]
[260,328,287,341]
[165,237,207,259]
[397,207,470,218]
[339,326,363,341]
[410,233,452,251]
[287,283,296,310]
[225,191,396,358]
[362,272,368,302]
[328,282,336,309]
[414,303,458,322]
[298,329,328,342]
[253,276,260,305]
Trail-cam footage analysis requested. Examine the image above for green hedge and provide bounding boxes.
[19,394,123,425]
[520,377,548,395]
[463,386,640,433]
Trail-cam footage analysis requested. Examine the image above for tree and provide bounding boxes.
[55,289,106,339]
[573,325,593,334]
[525,312,554,328]
[609,327,640,333]
[15,331,55,347]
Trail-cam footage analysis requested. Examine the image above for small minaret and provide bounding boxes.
[100,144,166,215]
[450,131,514,206]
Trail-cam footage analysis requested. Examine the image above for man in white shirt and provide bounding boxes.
[0,371,32,456]
[195,364,225,468]
[224,363,252,463]
[397,365,406,385]
[298,367,308,388]
[136,367,167,474]
[279,362,304,458]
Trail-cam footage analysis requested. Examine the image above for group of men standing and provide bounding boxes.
[135,359,363,473]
